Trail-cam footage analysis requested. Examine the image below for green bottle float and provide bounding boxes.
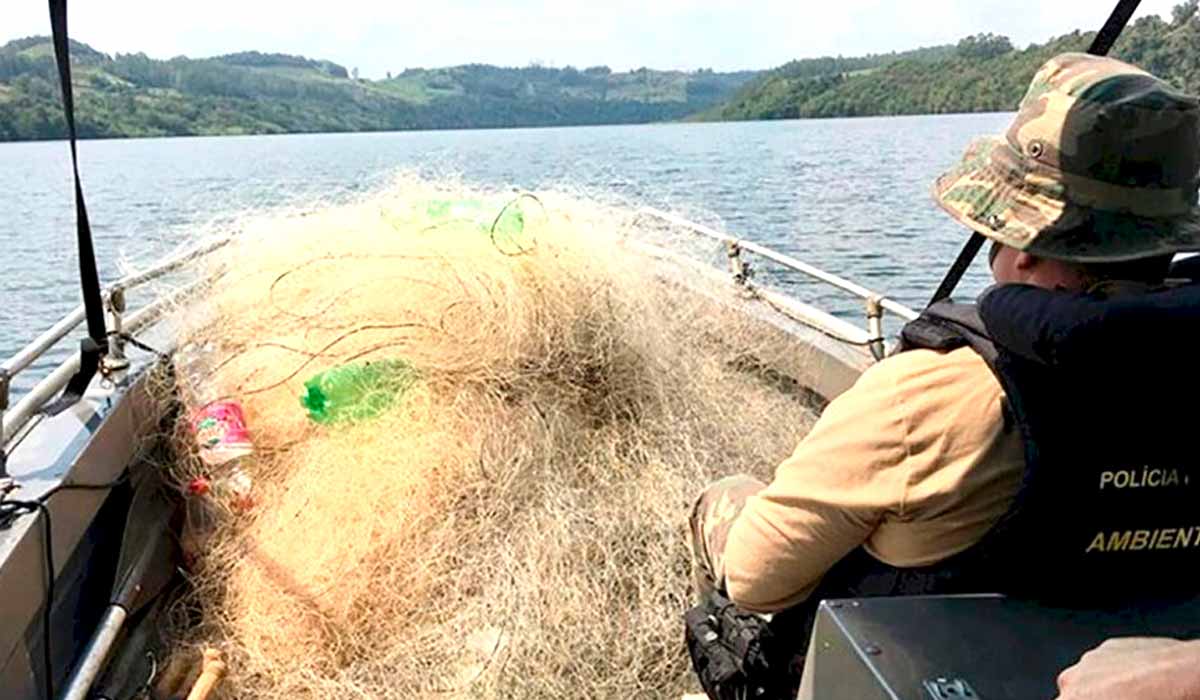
[300,359,416,424]
[425,198,525,237]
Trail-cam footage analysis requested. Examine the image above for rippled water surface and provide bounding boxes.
[0,114,1011,393]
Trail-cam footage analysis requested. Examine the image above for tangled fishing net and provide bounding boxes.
[163,179,818,699]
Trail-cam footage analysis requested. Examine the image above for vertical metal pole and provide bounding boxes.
[866,296,886,361]
[0,368,10,480]
[725,241,749,286]
[104,288,130,373]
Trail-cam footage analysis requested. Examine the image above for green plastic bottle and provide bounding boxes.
[300,359,416,424]
[495,206,524,238]
[425,198,525,237]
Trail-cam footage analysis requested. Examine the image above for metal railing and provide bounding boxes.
[636,208,918,359]
[0,236,231,474]
[2,209,918,469]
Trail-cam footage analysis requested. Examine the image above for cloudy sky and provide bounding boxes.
[2,0,1184,78]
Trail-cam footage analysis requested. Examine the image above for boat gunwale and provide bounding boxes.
[1,236,231,461]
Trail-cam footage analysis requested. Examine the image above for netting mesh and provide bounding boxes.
[161,180,817,699]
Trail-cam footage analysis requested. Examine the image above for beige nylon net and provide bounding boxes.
[162,180,817,699]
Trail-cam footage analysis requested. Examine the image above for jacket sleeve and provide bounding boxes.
[722,352,915,612]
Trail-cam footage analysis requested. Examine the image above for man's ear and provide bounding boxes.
[1014,251,1040,271]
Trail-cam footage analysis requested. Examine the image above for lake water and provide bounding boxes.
[0,114,1011,394]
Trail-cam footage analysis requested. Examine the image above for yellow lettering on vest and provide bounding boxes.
[1100,471,1115,489]
[1086,528,1200,553]
[1107,531,1132,551]
[1148,469,1162,487]
[1166,470,1181,487]
[1114,471,1131,488]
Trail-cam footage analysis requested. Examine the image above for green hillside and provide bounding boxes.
[0,38,759,141]
[695,44,956,121]
[703,3,1200,121]
[6,3,1198,141]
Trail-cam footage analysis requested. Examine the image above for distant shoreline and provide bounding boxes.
[0,38,758,144]
[0,110,1021,146]
[5,11,1196,144]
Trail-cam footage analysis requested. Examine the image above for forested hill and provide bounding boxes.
[703,2,1200,121]
[0,37,759,141]
[695,44,957,120]
[6,4,1200,142]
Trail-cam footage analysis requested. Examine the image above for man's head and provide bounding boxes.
[987,240,1086,289]
[934,53,1200,282]
[987,239,1174,291]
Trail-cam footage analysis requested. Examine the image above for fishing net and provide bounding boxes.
[161,179,818,699]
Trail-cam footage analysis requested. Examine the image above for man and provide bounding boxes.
[687,52,1200,698]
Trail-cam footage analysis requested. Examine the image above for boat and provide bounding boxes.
[0,193,900,700]
[4,1,1199,699]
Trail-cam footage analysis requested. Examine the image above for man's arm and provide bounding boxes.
[721,351,913,612]
[1056,637,1200,700]
[721,346,1016,612]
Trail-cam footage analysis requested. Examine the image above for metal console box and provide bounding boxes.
[801,594,1200,700]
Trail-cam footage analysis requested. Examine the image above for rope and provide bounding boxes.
[111,332,168,360]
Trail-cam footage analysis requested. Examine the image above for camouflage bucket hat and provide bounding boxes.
[934,53,1200,262]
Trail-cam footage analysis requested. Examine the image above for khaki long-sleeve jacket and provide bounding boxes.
[723,346,1026,613]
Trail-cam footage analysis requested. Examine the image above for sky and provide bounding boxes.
[2,0,1185,79]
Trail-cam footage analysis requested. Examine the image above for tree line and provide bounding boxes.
[5,4,1197,142]
[0,38,757,141]
[703,2,1200,121]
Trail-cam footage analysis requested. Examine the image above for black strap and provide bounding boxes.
[45,0,108,415]
[924,0,1141,307]
[1088,0,1142,56]
[926,233,985,306]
